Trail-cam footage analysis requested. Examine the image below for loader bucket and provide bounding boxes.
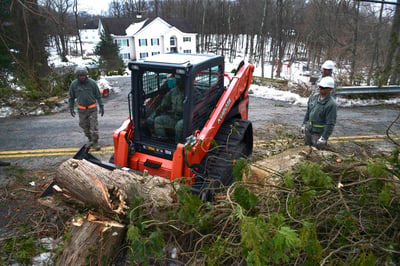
[73,144,118,171]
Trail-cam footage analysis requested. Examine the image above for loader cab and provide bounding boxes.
[128,53,225,160]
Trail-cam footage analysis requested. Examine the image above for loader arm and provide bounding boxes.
[182,63,254,175]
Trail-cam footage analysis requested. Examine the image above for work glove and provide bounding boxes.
[300,124,305,135]
[316,136,327,149]
[99,105,104,117]
[70,108,76,117]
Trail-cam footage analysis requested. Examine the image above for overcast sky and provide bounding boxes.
[78,0,111,15]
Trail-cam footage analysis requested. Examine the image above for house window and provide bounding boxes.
[139,39,147,46]
[183,37,191,42]
[151,38,159,46]
[121,53,130,60]
[115,39,129,47]
[183,50,191,54]
[170,37,175,46]
[140,52,148,59]
[152,51,160,56]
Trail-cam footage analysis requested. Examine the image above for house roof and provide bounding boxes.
[161,17,196,34]
[80,20,98,30]
[99,16,196,36]
[100,17,146,35]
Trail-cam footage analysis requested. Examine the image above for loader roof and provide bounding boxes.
[128,53,223,71]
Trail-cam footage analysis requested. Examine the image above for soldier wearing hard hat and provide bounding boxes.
[68,66,104,150]
[302,76,337,150]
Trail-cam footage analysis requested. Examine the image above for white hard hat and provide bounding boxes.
[321,60,335,70]
[318,76,335,88]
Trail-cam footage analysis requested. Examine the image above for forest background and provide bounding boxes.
[0,0,400,104]
[1,1,400,265]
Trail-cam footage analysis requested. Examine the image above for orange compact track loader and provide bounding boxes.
[76,53,254,199]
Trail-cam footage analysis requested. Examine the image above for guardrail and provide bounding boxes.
[335,85,400,95]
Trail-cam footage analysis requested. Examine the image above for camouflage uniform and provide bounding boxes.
[69,73,103,149]
[154,85,184,142]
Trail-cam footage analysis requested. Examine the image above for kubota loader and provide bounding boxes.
[75,53,254,199]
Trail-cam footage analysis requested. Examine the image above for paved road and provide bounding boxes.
[0,75,399,170]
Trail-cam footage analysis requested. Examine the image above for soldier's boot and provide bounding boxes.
[84,131,92,148]
[92,134,101,151]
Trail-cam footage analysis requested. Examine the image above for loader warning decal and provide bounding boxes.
[218,98,231,124]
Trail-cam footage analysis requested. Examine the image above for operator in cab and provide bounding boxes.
[154,75,184,142]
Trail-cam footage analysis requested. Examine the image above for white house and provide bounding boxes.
[79,20,100,45]
[78,20,101,55]
[81,17,197,62]
[132,17,197,60]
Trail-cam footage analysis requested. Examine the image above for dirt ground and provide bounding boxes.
[0,78,396,264]
[0,119,385,264]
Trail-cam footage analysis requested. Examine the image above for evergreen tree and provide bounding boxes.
[94,29,125,74]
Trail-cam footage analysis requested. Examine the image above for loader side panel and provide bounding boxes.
[113,118,131,167]
[128,153,173,179]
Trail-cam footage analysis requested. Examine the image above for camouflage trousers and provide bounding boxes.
[154,114,183,142]
[78,110,99,144]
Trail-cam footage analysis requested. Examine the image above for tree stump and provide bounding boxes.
[55,212,125,266]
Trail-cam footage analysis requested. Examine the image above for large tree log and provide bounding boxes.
[55,159,178,215]
[56,211,125,266]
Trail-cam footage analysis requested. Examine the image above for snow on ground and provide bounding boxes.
[226,57,400,107]
[250,84,308,106]
[1,52,400,119]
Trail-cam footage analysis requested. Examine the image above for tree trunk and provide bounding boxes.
[349,1,360,84]
[55,159,178,215]
[73,0,83,56]
[55,212,125,266]
[382,0,400,85]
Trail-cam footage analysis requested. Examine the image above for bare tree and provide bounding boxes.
[349,0,360,84]
[382,0,400,85]
[367,2,385,85]
[44,0,74,61]
[73,0,83,56]
[107,0,395,85]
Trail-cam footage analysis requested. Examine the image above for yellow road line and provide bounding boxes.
[1,135,399,159]
[330,137,400,143]
[0,146,114,158]
[254,135,399,146]
[0,146,114,155]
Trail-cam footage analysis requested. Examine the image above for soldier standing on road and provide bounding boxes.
[302,76,337,150]
[69,66,104,150]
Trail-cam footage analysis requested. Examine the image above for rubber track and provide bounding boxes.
[191,118,251,195]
